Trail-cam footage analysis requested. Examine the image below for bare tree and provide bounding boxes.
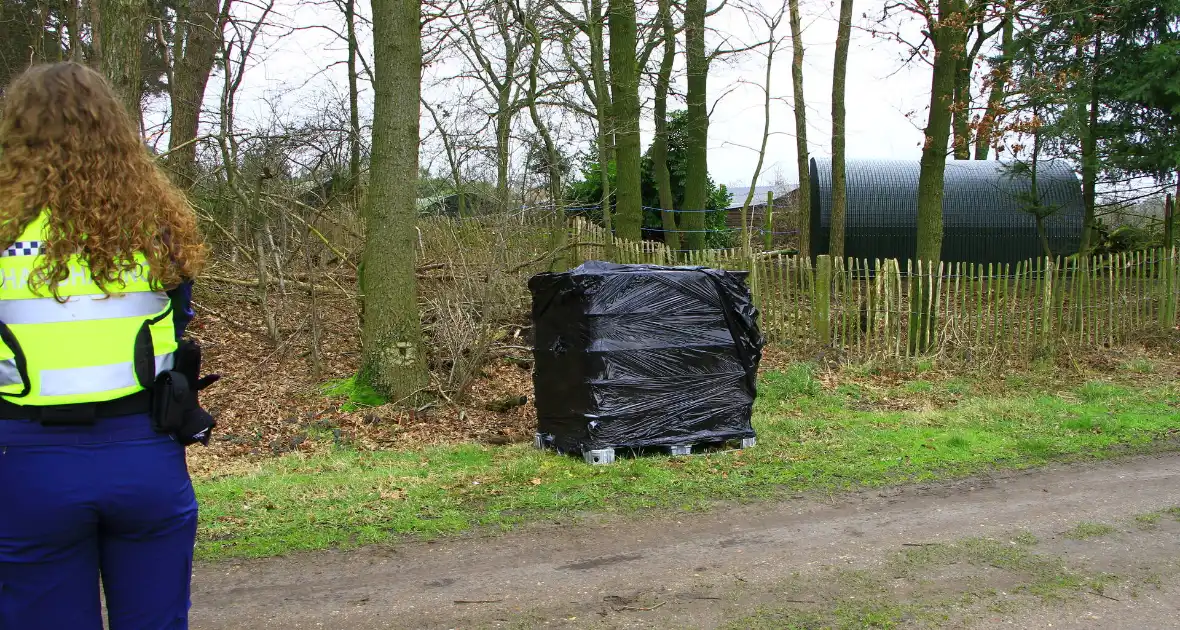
[448,0,529,210]
[787,0,809,257]
[735,1,786,259]
[161,0,230,188]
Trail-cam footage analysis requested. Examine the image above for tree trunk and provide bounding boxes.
[788,0,810,258]
[167,0,221,188]
[1165,188,1176,250]
[66,0,82,60]
[951,46,972,160]
[361,0,429,401]
[1029,114,1052,259]
[347,0,362,210]
[98,0,149,127]
[912,0,966,352]
[1078,31,1101,255]
[974,0,1013,160]
[682,0,708,251]
[496,89,512,212]
[830,0,853,259]
[739,29,778,260]
[609,0,641,241]
[588,0,614,238]
[651,0,680,253]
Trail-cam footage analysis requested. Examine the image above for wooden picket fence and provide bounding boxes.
[414,216,1177,360]
[567,218,1180,359]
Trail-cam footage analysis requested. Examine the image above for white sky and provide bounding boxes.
[150,0,944,189]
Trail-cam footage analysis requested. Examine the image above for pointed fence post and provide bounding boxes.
[815,255,832,345]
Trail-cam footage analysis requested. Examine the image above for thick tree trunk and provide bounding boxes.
[682,0,708,251]
[952,52,971,159]
[651,0,680,253]
[167,0,221,188]
[98,0,149,127]
[788,0,810,258]
[66,0,82,59]
[361,0,429,401]
[830,0,853,259]
[608,0,641,240]
[912,0,966,351]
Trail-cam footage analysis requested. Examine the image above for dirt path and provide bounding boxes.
[191,453,1180,629]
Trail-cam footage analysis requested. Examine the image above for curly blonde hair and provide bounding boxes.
[0,62,206,297]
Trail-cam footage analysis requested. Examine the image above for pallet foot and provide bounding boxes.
[583,448,615,465]
[667,444,693,456]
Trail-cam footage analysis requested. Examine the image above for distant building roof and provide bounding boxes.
[726,185,777,209]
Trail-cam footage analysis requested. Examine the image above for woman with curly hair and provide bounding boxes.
[0,62,213,629]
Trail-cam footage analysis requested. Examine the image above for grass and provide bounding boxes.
[321,376,387,412]
[1063,522,1117,540]
[193,364,1180,561]
[728,526,1145,630]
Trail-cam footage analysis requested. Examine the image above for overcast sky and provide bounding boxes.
[154,0,946,189]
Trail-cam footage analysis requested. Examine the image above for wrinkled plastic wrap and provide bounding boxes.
[529,261,764,453]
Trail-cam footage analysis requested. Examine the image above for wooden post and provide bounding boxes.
[764,190,775,252]
[1163,246,1178,330]
[815,255,832,346]
[1041,258,1053,354]
[1165,193,1175,253]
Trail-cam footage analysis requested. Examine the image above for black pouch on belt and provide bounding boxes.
[151,370,190,434]
[154,340,219,446]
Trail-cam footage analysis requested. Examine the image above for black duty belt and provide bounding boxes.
[0,390,153,425]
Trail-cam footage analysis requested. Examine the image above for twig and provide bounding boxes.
[1087,590,1120,602]
[616,602,666,612]
[453,599,504,605]
[203,274,343,295]
[506,241,603,274]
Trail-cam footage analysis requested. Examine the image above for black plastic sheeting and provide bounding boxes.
[529,261,764,454]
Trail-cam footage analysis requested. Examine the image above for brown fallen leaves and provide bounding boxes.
[187,275,538,477]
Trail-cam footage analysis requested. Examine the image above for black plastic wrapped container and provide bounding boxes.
[529,261,764,455]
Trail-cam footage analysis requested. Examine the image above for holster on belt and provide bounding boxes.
[152,339,219,446]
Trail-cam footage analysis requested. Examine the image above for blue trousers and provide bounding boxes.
[0,414,198,630]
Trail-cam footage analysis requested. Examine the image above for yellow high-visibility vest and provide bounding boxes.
[0,210,177,406]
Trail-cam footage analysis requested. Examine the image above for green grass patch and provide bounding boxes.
[1063,522,1117,541]
[1135,512,1162,529]
[195,368,1180,560]
[322,375,387,412]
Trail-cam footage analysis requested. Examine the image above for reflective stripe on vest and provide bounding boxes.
[0,292,170,325]
[39,353,174,397]
[0,210,178,406]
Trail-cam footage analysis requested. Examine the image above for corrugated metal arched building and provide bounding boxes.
[808,158,1085,264]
